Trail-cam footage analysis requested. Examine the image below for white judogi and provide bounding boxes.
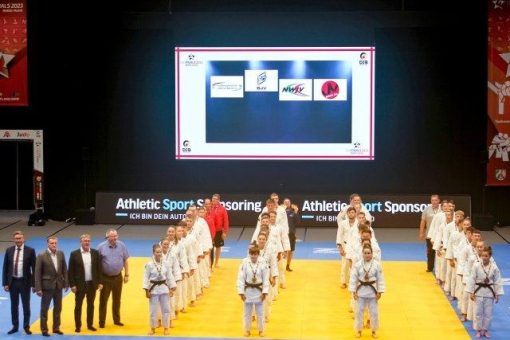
[465,261,504,331]
[349,259,385,332]
[445,226,463,296]
[143,258,177,328]
[337,218,358,285]
[187,228,204,298]
[237,257,270,333]
[194,217,213,287]
[454,234,470,304]
[433,220,454,283]
[172,240,188,312]
[162,248,181,319]
[181,234,198,306]
[258,242,279,319]
[458,242,477,315]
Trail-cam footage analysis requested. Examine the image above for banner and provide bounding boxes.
[0,0,27,106]
[0,130,44,208]
[95,192,471,228]
[487,0,510,185]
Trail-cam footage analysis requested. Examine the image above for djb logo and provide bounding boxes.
[182,140,191,153]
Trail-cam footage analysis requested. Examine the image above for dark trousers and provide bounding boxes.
[9,278,31,329]
[40,288,62,332]
[99,274,122,325]
[74,281,96,329]
[426,238,435,271]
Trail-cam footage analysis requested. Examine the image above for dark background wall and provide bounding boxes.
[2,0,509,225]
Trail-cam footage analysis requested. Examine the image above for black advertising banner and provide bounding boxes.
[95,192,471,228]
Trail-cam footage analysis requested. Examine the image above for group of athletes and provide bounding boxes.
[144,193,504,338]
[419,194,504,338]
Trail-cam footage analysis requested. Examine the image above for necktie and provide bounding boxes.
[14,247,21,276]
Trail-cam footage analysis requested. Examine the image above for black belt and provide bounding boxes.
[244,281,263,292]
[149,280,168,292]
[474,282,496,298]
[356,280,377,295]
[102,273,121,278]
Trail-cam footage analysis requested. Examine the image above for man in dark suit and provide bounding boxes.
[68,234,103,332]
[35,236,68,336]
[2,230,36,335]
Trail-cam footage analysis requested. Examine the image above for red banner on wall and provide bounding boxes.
[0,0,27,106]
[487,0,510,185]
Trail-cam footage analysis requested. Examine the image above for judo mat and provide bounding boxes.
[0,238,508,339]
[26,260,468,339]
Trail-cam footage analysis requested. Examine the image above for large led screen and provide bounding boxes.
[175,47,374,160]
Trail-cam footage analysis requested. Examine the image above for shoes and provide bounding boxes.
[42,332,50,337]
[99,324,105,328]
[114,322,124,326]
[24,327,32,335]
[53,330,64,335]
[7,328,18,335]
[87,326,97,331]
[75,328,80,333]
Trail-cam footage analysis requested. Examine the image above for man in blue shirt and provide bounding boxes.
[97,229,129,328]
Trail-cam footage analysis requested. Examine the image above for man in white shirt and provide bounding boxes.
[68,234,103,332]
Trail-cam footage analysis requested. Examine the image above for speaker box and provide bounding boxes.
[472,213,495,231]
[75,209,95,225]
[28,209,46,226]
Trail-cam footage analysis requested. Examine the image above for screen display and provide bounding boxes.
[175,47,375,160]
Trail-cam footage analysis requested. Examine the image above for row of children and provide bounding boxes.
[425,198,504,338]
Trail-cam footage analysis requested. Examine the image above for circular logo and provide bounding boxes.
[321,81,339,99]
[360,52,367,59]
[183,140,190,147]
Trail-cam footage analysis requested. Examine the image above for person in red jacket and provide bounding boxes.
[211,193,229,268]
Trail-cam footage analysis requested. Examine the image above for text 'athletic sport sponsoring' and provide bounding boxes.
[96,192,470,228]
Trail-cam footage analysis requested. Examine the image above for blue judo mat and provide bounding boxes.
[1,238,509,339]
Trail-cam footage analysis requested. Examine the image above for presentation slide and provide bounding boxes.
[175,47,374,160]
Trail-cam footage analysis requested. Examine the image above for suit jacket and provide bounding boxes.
[68,248,102,290]
[34,250,68,291]
[2,245,36,287]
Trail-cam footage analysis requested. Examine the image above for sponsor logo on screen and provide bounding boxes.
[182,53,203,66]
[313,79,347,101]
[210,76,244,98]
[347,142,368,155]
[359,52,369,65]
[279,79,312,101]
[245,70,278,92]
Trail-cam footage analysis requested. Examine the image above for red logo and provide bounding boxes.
[321,81,339,99]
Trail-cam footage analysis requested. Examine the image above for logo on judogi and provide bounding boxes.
[495,169,507,181]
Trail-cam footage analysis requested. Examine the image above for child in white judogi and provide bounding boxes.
[237,245,270,337]
[160,237,182,322]
[143,244,177,336]
[460,229,482,321]
[466,246,504,339]
[444,211,464,298]
[337,207,358,288]
[256,232,279,322]
[349,244,385,339]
